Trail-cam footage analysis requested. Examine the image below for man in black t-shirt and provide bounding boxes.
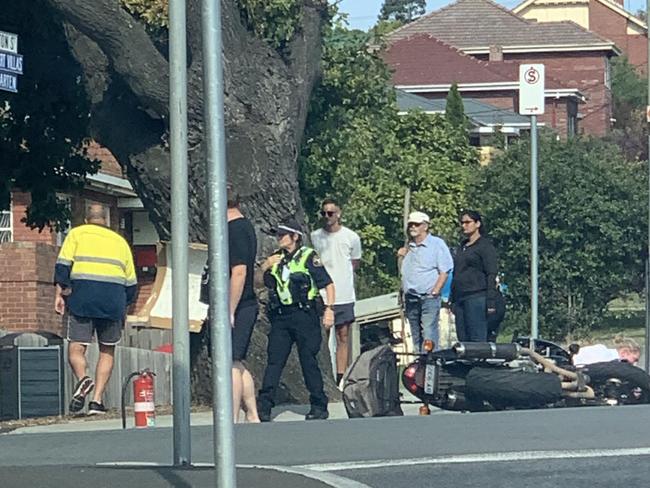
[200,185,260,423]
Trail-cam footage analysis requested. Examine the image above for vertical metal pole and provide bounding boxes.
[201,0,236,486]
[169,0,191,466]
[531,115,539,340]
[645,0,650,373]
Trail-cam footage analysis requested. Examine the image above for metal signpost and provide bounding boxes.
[169,0,191,466]
[201,0,236,486]
[646,0,650,373]
[519,64,545,340]
[0,31,22,93]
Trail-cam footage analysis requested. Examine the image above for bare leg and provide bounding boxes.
[241,368,260,423]
[336,323,351,378]
[92,344,115,403]
[68,342,88,380]
[232,363,244,423]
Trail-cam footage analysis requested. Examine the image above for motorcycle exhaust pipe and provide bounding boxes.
[453,342,521,361]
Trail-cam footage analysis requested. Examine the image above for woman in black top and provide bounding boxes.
[451,210,499,342]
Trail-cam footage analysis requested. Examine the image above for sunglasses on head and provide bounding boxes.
[320,210,336,217]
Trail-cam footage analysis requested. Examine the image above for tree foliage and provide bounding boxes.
[0,0,99,230]
[379,0,426,23]
[300,25,477,296]
[121,0,168,27]
[445,82,467,131]
[471,134,647,340]
[608,56,648,161]
[238,0,304,49]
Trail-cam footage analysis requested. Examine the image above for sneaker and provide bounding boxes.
[305,408,329,421]
[69,376,94,413]
[87,401,107,415]
[259,410,272,423]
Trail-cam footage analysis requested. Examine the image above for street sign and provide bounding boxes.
[0,72,17,93]
[0,31,21,93]
[0,31,17,54]
[519,64,545,115]
[0,51,23,75]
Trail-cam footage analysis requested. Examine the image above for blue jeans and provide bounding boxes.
[405,295,441,352]
[454,294,488,342]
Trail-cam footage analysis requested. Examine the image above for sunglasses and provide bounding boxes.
[407,222,424,227]
[460,220,475,225]
[320,210,336,217]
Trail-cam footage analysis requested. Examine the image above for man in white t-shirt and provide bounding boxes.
[311,197,362,386]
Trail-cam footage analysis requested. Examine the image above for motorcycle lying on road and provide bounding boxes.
[401,336,650,412]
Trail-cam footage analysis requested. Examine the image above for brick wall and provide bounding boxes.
[0,242,61,335]
[10,192,56,245]
[589,0,647,73]
[87,141,124,178]
[480,51,612,136]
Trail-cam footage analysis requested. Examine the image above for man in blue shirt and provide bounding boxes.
[398,211,453,352]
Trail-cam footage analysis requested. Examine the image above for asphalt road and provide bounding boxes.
[2,405,650,487]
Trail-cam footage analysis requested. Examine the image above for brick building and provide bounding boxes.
[384,35,584,137]
[514,0,648,72]
[386,0,618,136]
[0,144,160,336]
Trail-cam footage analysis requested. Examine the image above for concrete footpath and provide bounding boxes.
[7,401,425,435]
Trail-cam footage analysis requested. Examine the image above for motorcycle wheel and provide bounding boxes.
[465,367,563,409]
[581,361,650,403]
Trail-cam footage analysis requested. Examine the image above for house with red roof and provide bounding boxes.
[386,0,619,136]
[383,34,585,137]
[514,0,647,72]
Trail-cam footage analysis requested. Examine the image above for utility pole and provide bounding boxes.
[169,0,191,466]
[201,0,236,486]
[644,0,650,372]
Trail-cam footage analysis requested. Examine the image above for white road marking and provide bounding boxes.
[95,461,371,487]
[295,447,650,472]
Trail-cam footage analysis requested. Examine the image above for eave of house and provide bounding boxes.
[395,83,585,101]
[461,43,620,55]
[86,172,138,198]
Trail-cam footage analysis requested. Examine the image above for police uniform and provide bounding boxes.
[258,245,333,419]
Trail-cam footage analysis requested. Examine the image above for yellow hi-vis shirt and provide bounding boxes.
[54,224,137,321]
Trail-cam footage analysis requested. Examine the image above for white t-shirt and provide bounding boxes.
[572,344,619,366]
[311,226,362,305]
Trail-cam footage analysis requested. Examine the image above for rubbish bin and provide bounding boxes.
[0,331,65,420]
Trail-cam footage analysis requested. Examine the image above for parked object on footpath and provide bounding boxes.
[342,344,403,418]
[121,369,156,429]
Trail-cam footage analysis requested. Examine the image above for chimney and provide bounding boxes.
[489,45,503,62]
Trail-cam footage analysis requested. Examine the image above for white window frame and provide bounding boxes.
[0,201,13,243]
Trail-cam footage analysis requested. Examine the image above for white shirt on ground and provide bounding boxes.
[572,344,619,366]
[311,226,362,305]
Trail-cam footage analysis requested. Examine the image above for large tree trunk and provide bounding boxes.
[43,0,339,404]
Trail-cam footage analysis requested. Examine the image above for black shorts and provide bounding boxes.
[64,313,122,346]
[333,303,355,327]
[232,302,258,361]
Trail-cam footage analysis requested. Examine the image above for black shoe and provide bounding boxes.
[259,410,272,422]
[69,376,94,413]
[305,408,329,421]
[87,401,107,415]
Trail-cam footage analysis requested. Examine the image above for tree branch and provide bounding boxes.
[45,0,169,117]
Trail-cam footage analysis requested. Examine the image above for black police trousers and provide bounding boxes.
[258,306,328,413]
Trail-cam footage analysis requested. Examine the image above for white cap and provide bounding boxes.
[407,211,430,224]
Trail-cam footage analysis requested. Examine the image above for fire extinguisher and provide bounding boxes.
[121,369,156,429]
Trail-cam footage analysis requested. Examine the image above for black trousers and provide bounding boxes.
[258,307,328,413]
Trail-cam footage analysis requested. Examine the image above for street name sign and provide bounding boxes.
[0,31,22,93]
[0,72,17,93]
[0,51,23,75]
[0,31,17,54]
[519,64,545,115]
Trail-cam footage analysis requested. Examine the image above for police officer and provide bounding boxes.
[258,217,335,421]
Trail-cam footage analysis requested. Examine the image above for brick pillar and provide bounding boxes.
[0,242,61,335]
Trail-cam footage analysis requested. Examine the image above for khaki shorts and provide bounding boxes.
[64,313,122,346]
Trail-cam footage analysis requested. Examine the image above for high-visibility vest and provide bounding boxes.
[269,247,319,306]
